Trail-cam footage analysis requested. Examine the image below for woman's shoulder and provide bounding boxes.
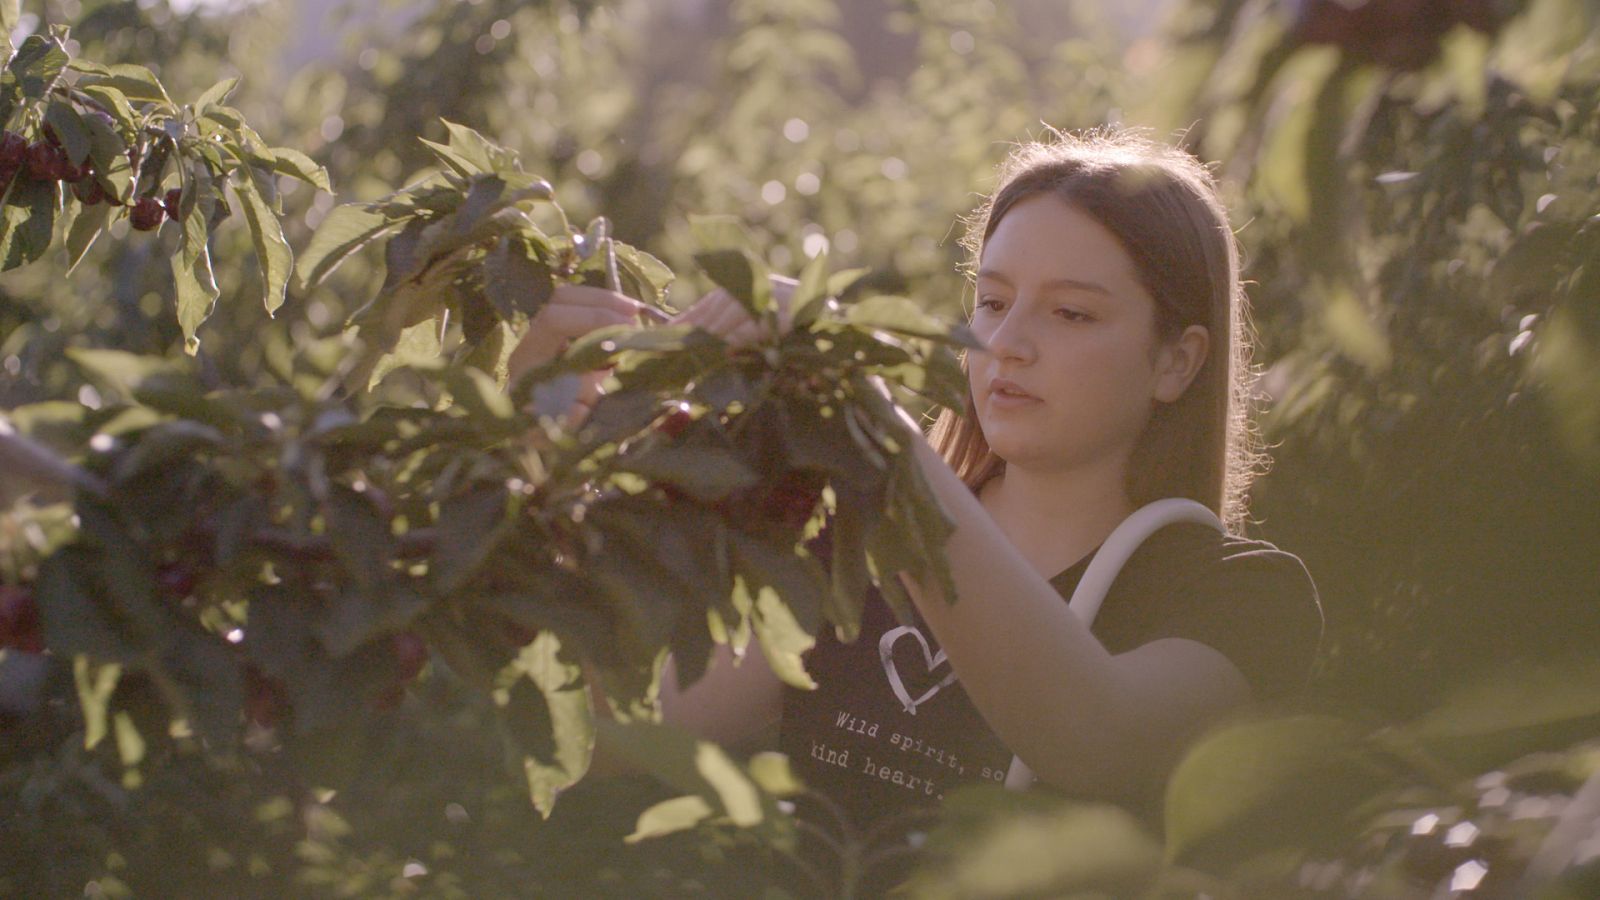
[1100,520,1324,700]
[1135,521,1316,594]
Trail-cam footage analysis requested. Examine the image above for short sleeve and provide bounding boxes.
[1085,524,1325,703]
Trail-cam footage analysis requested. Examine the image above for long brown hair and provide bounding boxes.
[927,128,1264,531]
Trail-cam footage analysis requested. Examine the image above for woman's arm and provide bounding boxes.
[659,641,785,752]
[896,432,1251,800]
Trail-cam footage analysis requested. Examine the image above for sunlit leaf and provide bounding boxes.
[625,794,714,843]
[234,166,294,315]
[193,75,239,113]
[71,61,173,106]
[73,656,122,751]
[502,631,593,816]
[0,176,57,272]
[172,242,220,355]
[296,204,403,290]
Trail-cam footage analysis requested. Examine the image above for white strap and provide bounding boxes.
[1005,498,1223,790]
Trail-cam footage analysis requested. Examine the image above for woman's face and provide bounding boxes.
[967,194,1198,478]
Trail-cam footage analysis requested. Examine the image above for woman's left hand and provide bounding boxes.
[671,275,798,346]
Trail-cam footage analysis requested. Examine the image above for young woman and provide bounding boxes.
[510,128,1323,833]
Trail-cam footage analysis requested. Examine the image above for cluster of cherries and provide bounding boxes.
[2,567,431,732]
[0,121,183,232]
[654,402,826,531]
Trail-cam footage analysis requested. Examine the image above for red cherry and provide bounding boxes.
[25,141,64,180]
[0,132,26,168]
[163,187,183,221]
[244,665,290,728]
[392,631,428,682]
[157,563,198,598]
[0,585,44,654]
[656,403,694,439]
[129,196,165,231]
[72,177,105,206]
[767,471,825,530]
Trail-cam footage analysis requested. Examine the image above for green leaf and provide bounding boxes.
[157,625,244,747]
[78,108,131,202]
[67,347,188,394]
[0,175,58,272]
[730,534,824,689]
[616,443,760,503]
[626,795,714,843]
[825,267,871,299]
[172,242,220,355]
[36,547,137,663]
[595,719,766,828]
[441,119,519,172]
[746,752,804,797]
[502,632,594,817]
[296,204,403,290]
[234,166,293,316]
[419,137,474,177]
[176,158,213,269]
[78,85,136,133]
[365,314,444,390]
[1163,715,1391,864]
[73,61,173,105]
[790,247,831,328]
[690,213,770,317]
[483,233,554,322]
[904,794,1161,899]
[261,146,331,193]
[848,294,979,347]
[43,100,90,166]
[64,197,111,274]
[193,75,239,113]
[111,420,225,483]
[322,483,396,595]
[7,35,68,101]
[826,489,874,642]
[611,243,675,306]
[74,655,123,751]
[432,486,511,595]
[1400,656,1600,771]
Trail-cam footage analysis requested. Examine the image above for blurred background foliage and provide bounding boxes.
[3,0,1599,896]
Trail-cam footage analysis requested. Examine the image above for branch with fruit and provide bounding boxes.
[0,65,976,826]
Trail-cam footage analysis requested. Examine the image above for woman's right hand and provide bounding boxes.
[507,283,646,426]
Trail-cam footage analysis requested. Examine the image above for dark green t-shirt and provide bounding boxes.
[779,520,1324,831]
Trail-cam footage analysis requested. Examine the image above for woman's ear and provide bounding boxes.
[1153,325,1209,404]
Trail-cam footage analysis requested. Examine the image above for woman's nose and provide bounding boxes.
[980,306,1034,364]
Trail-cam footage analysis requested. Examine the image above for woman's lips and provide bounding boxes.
[988,377,1040,408]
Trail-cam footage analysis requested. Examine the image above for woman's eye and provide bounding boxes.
[977,297,1005,312]
[1055,308,1092,322]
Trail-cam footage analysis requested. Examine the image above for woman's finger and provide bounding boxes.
[550,283,646,318]
[725,319,764,347]
[705,298,755,339]
[509,302,637,382]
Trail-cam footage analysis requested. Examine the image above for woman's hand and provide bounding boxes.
[507,283,645,427]
[670,274,798,346]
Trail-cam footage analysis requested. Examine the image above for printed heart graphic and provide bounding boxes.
[879,625,958,715]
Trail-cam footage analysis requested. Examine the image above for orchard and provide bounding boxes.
[2,0,1599,897]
